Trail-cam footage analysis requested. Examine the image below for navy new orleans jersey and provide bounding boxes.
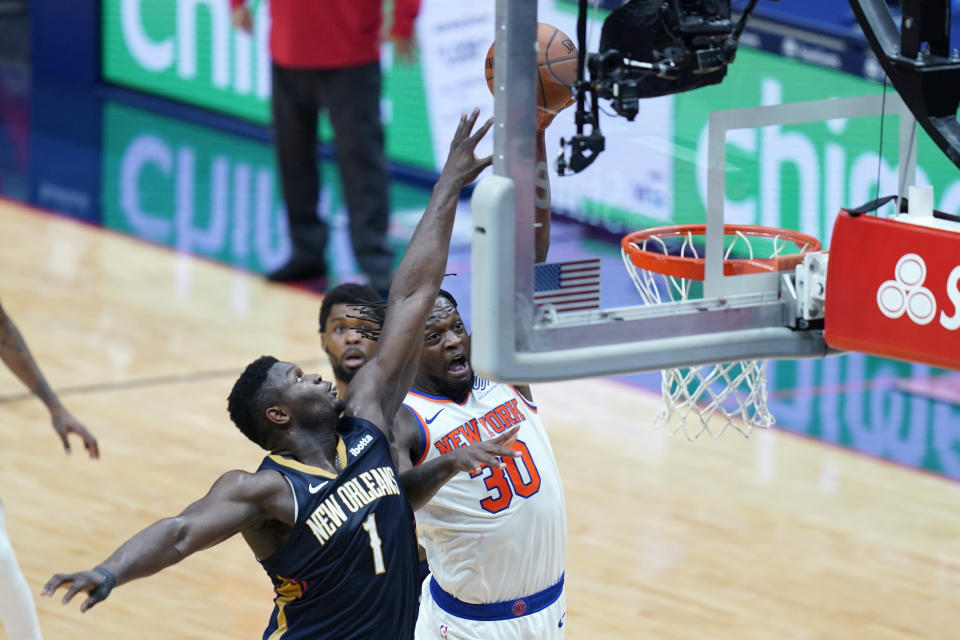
[257,416,419,639]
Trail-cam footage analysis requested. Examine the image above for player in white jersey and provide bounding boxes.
[392,104,569,639]
[394,290,567,640]
[317,282,523,593]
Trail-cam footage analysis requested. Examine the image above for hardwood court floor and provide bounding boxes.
[1,200,959,639]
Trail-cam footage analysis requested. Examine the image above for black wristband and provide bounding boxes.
[90,566,117,601]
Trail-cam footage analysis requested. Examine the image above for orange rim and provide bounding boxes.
[622,224,822,281]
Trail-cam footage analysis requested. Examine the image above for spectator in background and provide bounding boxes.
[0,299,99,639]
[231,0,420,297]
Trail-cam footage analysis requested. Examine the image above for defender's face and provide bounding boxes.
[418,298,473,395]
[271,361,345,421]
[320,303,378,384]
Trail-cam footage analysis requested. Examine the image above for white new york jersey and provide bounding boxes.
[404,378,566,603]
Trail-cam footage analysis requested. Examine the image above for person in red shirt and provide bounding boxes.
[231,0,420,295]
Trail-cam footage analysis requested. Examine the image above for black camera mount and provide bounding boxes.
[557,0,762,175]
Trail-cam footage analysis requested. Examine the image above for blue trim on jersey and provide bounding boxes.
[403,404,430,466]
[429,574,564,621]
[407,388,468,406]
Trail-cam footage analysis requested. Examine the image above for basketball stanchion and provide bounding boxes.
[621,224,821,439]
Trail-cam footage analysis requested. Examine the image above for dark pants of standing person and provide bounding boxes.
[270,62,393,293]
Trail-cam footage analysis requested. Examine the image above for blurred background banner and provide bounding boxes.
[99,0,960,240]
[100,0,434,167]
[99,101,434,274]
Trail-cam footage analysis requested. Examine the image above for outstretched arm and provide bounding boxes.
[42,470,292,612]
[348,110,492,427]
[0,300,99,458]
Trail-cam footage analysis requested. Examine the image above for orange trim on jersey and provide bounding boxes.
[512,386,538,413]
[404,405,431,467]
[268,437,347,478]
[407,389,469,406]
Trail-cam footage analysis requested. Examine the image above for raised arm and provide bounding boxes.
[0,300,99,458]
[534,126,551,263]
[42,469,292,612]
[347,110,492,426]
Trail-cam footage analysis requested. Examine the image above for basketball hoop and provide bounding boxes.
[621,224,821,440]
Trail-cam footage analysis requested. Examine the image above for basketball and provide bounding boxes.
[484,23,578,113]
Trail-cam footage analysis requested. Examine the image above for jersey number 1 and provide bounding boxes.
[362,513,386,574]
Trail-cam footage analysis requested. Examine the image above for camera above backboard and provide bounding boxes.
[557,0,766,175]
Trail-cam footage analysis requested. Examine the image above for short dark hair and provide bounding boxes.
[227,355,280,449]
[437,288,458,309]
[319,283,383,332]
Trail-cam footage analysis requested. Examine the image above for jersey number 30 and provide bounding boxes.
[469,439,541,513]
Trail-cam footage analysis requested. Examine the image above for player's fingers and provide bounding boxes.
[456,451,493,473]
[81,430,100,459]
[481,446,520,464]
[476,154,493,170]
[61,581,89,604]
[451,113,466,143]
[451,116,471,149]
[58,430,72,455]
[470,116,493,144]
[465,107,481,131]
[41,574,72,596]
[492,425,520,443]
[80,594,102,613]
[489,441,521,455]
[459,450,496,471]
[458,111,467,131]
[476,451,507,469]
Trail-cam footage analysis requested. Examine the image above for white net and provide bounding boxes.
[621,229,777,439]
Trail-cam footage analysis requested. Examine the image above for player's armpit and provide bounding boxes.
[514,384,534,403]
[392,406,424,474]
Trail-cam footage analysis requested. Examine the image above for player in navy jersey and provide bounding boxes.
[42,110,519,639]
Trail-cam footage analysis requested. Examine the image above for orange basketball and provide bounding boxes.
[484,23,578,113]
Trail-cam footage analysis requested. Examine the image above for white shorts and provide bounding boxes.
[414,577,567,640]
